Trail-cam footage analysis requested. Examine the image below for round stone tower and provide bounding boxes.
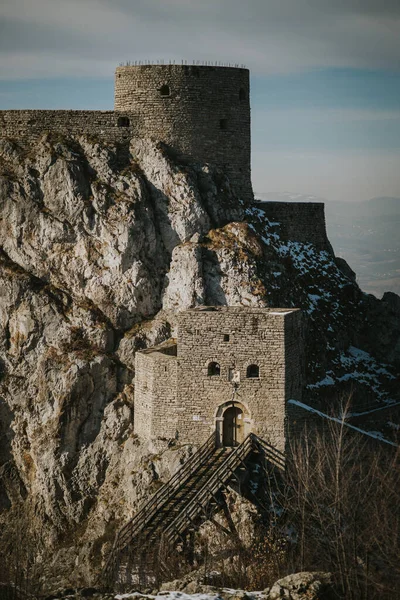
[114,64,253,201]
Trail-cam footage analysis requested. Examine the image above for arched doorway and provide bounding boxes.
[215,401,251,447]
[223,405,244,447]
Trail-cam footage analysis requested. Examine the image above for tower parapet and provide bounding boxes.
[115,64,253,201]
[0,64,253,201]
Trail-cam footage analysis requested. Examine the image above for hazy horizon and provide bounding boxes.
[254,191,400,204]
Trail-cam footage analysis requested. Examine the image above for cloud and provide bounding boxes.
[0,0,399,78]
[1,0,399,202]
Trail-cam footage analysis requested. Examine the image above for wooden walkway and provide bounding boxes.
[102,433,285,587]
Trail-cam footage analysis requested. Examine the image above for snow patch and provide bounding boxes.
[307,374,335,389]
[116,591,267,600]
[388,421,400,431]
[288,400,398,447]
[115,594,222,600]
[307,347,396,403]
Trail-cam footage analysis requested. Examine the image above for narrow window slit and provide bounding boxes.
[160,85,171,97]
[246,364,259,378]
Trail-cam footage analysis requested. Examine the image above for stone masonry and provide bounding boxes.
[115,65,252,201]
[257,201,333,252]
[0,64,253,202]
[134,307,303,452]
[0,110,137,144]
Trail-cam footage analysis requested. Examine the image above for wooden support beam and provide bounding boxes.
[209,517,235,538]
[220,494,241,542]
[238,457,249,470]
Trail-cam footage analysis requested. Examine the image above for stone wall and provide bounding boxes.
[115,65,253,202]
[151,352,179,439]
[134,307,303,449]
[285,312,304,403]
[175,307,302,451]
[0,110,137,144]
[134,352,156,440]
[257,202,333,251]
[134,343,178,440]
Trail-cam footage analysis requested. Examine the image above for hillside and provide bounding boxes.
[326,196,400,297]
[0,135,399,589]
[256,192,400,297]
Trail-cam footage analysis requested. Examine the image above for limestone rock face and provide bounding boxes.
[0,135,243,587]
[267,571,334,600]
[0,137,241,331]
[162,224,266,310]
[0,134,398,589]
[163,243,205,310]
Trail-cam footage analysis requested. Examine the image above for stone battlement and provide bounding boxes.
[135,307,303,449]
[0,64,253,201]
[255,201,333,251]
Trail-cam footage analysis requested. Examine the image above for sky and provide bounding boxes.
[0,0,399,202]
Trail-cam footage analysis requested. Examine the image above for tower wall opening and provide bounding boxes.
[114,64,253,202]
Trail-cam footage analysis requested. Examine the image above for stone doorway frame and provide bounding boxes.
[215,400,252,447]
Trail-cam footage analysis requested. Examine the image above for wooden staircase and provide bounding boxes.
[102,432,285,588]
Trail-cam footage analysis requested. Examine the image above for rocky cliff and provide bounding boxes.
[0,134,398,589]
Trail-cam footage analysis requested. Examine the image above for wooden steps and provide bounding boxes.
[102,433,285,587]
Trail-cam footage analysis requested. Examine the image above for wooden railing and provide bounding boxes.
[103,432,217,580]
[162,433,285,546]
[250,434,286,471]
[162,433,254,545]
[103,431,286,586]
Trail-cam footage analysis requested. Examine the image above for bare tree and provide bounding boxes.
[0,501,44,598]
[283,414,400,599]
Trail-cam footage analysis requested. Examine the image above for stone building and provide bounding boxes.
[135,306,303,451]
[0,64,252,201]
[0,64,335,240]
[115,65,251,201]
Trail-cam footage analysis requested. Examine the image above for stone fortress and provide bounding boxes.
[0,63,333,450]
[0,63,332,249]
[0,64,252,201]
[135,307,303,451]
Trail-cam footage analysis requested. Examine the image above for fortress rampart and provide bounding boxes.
[256,201,333,251]
[0,64,253,201]
[0,110,137,143]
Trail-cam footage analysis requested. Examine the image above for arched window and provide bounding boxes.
[246,364,259,378]
[117,116,130,127]
[220,118,228,130]
[160,84,171,97]
[239,88,246,102]
[208,362,221,377]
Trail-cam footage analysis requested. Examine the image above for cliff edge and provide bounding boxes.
[0,134,398,588]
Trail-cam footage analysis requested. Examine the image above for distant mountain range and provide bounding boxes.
[256,192,400,298]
